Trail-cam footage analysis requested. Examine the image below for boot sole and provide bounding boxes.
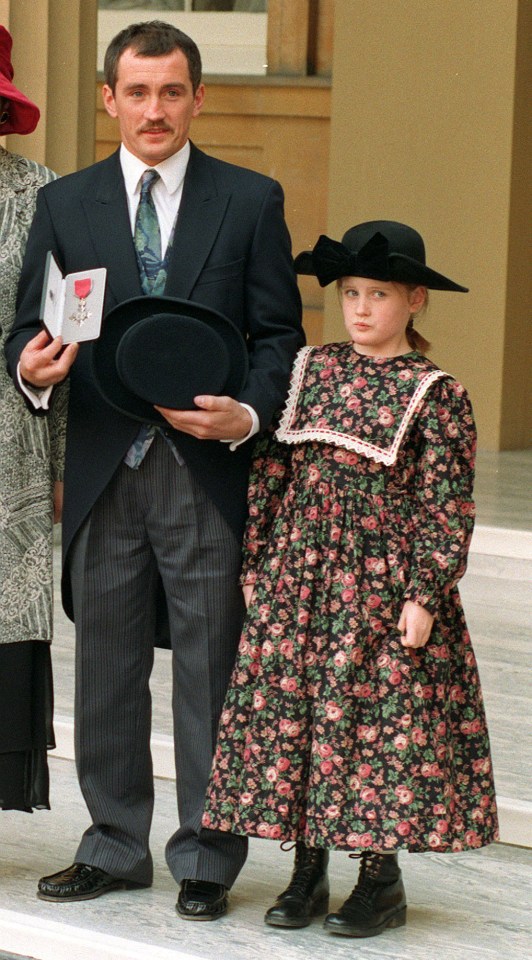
[324,905,407,938]
[264,894,330,928]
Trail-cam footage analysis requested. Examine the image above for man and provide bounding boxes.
[5,21,303,920]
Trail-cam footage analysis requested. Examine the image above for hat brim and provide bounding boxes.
[388,254,468,292]
[294,239,468,292]
[0,80,40,135]
[91,296,249,425]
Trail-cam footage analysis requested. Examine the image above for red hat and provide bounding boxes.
[0,25,40,135]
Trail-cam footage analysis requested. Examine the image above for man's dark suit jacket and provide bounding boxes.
[6,144,304,620]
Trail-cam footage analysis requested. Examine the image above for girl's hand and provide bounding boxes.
[242,584,255,608]
[397,600,434,650]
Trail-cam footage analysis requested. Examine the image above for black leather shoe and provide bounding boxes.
[264,844,329,928]
[324,852,406,937]
[37,862,145,902]
[176,880,228,921]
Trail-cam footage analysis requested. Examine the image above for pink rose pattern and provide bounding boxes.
[203,348,498,853]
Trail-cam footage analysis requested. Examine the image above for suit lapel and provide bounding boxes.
[81,150,142,307]
[79,145,231,306]
[164,144,231,299]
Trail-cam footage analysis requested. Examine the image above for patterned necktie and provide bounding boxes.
[134,169,166,296]
[125,171,184,469]
[125,169,165,469]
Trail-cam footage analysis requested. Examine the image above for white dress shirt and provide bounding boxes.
[120,140,189,256]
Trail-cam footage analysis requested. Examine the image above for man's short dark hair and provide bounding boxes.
[104,20,202,94]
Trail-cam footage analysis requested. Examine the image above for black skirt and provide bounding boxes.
[0,641,55,811]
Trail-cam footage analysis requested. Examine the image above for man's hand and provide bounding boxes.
[397,600,434,651]
[20,330,78,388]
[154,395,252,441]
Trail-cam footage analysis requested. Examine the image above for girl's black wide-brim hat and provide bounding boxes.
[91,296,249,425]
[294,219,468,292]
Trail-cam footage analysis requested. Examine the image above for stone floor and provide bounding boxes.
[0,758,530,960]
[0,449,530,960]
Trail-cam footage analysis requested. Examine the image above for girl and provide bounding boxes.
[202,220,498,937]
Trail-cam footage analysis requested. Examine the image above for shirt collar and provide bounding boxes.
[119,140,191,197]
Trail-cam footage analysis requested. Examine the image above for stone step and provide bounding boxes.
[49,520,532,850]
[47,518,532,849]
[48,715,532,850]
[0,758,530,960]
[469,524,532,563]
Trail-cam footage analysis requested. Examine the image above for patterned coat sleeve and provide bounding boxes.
[48,379,69,482]
[240,425,293,585]
[403,377,476,614]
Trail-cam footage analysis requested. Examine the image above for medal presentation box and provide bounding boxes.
[40,251,107,343]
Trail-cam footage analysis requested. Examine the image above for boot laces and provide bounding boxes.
[343,853,391,917]
[285,862,321,897]
[281,843,324,898]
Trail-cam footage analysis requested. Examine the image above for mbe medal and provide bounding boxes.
[70,277,93,326]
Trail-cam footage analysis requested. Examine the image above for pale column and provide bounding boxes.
[267,0,310,76]
[8,0,98,174]
[310,0,334,77]
[326,0,531,450]
[0,0,10,27]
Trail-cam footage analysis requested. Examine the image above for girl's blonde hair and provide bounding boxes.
[406,287,430,354]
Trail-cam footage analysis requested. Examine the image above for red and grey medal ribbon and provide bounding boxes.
[75,278,92,301]
[71,277,93,325]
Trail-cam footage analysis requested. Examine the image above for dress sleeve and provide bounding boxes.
[403,376,476,614]
[240,425,293,585]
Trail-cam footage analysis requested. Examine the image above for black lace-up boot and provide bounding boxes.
[264,843,329,928]
[324,852,406,937]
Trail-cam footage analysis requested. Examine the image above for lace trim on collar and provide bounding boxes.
[276,345,448,466]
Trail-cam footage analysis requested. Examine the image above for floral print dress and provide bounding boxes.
[203,344,498,853]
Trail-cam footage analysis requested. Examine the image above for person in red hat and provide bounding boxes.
[0,24,66,813]
[0,24,40,135]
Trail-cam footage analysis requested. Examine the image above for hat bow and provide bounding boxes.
[311,232,391,287]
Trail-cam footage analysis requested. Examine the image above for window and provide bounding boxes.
[98,2,268,75]
[99,3,266,9]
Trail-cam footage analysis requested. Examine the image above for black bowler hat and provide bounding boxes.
[294,220,468,291]
[91,296,249,424]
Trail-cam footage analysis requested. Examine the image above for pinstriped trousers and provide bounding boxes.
[68,434,248,887]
